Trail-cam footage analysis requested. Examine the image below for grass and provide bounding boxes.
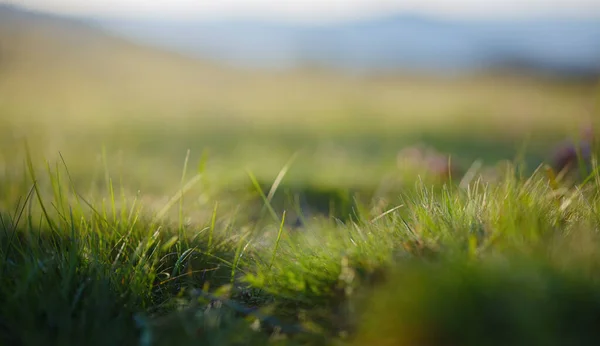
[1,75,599,344]
[1,75,598,344]
[2,138,600,345]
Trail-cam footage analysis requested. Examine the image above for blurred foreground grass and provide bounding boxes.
[2,7,600,345]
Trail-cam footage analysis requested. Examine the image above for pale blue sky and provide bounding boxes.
[6,0,600,22]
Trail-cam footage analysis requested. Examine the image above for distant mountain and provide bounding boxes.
[92,15,600,76]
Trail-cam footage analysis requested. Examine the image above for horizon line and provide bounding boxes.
[3,2,600,26]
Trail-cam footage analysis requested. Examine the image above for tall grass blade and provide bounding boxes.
[270,211,286,270]
[24,142,56,232]
[153,174,203,223]
[266,151,299,203]
[246,169,279,223]
[208,202,218,251]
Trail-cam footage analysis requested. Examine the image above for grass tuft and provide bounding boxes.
[2,141,600,345]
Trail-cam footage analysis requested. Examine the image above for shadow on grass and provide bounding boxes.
[0,199,267,345]
[353,258,600,346]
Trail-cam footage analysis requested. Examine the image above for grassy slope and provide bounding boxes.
[2,6,600,346]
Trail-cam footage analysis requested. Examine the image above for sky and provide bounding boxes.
[6,0,600,22]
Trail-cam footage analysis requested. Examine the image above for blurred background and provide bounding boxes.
[0,0,599,215]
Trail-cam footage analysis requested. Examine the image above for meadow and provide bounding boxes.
[2,7,600,345]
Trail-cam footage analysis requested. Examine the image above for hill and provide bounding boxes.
[0,5,244,126]
[94,14,600,77]
[0,4,597,139]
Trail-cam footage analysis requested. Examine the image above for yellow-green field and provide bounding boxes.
[2,8,600,346]
[2,12,598,196]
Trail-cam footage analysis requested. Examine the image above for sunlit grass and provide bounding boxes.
[2,147,600,345]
